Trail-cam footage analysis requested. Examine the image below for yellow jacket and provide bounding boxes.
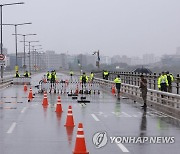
[158,75,169,88]
[114,77,121,83]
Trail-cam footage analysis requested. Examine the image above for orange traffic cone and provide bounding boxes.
[55,96,63,113]
[73,123,89,154]
[64,105,75,127]
[24,83,27,91]
[42,91,48,106]
[28,87,33,101]
[112,85,116,94]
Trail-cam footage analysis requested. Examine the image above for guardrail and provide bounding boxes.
[0,76,13,84]
[94,77,180,119]
[94,71,180,94]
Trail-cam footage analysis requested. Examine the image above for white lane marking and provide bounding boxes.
[91,114,100,121]
[132,115,138,117]
[7,122,17,134]
[122,112,132,117]
[117,143,129,153]
[21,107,27,113]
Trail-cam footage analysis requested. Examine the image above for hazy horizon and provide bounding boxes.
[1,0,180,57]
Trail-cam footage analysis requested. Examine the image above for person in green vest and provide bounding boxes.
[114,75,121,99]
[103,70,109,80]
[24,70,30,77]
[90,72,94,82]
[15,71,20,78]
[158,72,169,92]
[166,71,174,93]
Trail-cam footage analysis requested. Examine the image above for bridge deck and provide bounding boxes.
[0,73,180,154]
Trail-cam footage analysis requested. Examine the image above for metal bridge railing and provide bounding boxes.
[94,72,180,94]
[94,77,180,119]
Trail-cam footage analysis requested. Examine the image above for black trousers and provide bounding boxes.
[160,83,167,92]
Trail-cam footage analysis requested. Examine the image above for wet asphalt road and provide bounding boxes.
[0,73,180,154]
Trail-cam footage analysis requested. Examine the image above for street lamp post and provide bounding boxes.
[92,50,100,69]
[33,47,42,72]
[0,2,24,79]
[3,22,32,71]
[24,41,39,74]
[16,34,36,72]
[30,45,42,71]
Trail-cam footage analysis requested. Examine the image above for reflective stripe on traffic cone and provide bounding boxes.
[55,96,63,113]
[28,87,33,101]
[73,123,89,154]
[42,91,48,106]
[64,105,75,127]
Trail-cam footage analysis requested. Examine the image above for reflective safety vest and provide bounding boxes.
[47,72,50,78]
[80,75,88,82]
[166,74,174,85]
[49,73,57,80]
[114,77,121,83]
[104,71,109,76]
[90,73,94,79]
[158,75,169,88]
[15,73,20,78]
[70,71,74,75]
[24,72,30,77]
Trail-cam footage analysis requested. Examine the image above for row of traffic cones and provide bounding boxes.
[41,93,88,154]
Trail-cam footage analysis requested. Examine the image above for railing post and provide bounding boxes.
[153,72,156,90]
[177,74,179,94]
[131,72,134,85]
[134,72,137,85]
[149,73,151,89]
[137,73,140,86]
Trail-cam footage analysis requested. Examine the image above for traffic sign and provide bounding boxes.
[0,54,5,60]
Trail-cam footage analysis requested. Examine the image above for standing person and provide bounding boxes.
[158,72,169,92]
[103,70,109,80]
[46,71,50,82]
[114,75,121,99]
[166,71,174,93]
[15,71,20,78]
[139,75,147,108]
[24,70,30,77]
[70,70,74,77]
[80,72,88,93]
[70,70,74,82]
[90,72,94,82]
[49,70,57,93]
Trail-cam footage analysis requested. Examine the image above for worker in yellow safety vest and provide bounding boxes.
[15,71,20,78]
[114,75,121,99]
[80,72,88,84]
[49,70,57,93]
[90,72,94,82]
[103,70,109,80]
[158,72,169,92]
[166,71,174,93]
[70,70,74,76]
[24,71,30,77]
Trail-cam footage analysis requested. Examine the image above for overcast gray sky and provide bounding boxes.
[1,0,180,57]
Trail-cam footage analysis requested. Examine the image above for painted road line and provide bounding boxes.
[91,114,100,121]
[7,122,17,134]
[21,107,27,113]
[132,115,138,117]
[122,112,132,117]
[117,143,129,153]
